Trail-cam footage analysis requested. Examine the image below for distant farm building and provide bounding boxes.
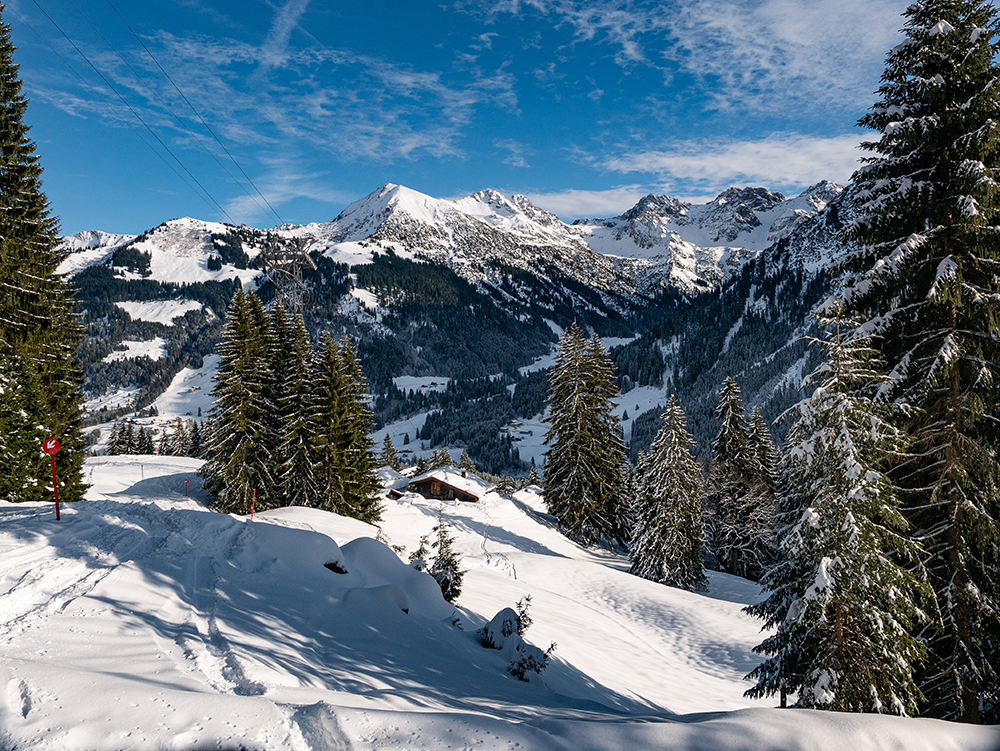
[408,469,493,503]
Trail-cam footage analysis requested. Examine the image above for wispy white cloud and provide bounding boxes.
[495,138,533,168]
[524,185,649,219]
[258,0,311,72]
[660,0,906,113]
[222,158,354,225]
[462,0,906,113]
[603,133,875,191]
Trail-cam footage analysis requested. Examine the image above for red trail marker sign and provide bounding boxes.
[42,438,60,520]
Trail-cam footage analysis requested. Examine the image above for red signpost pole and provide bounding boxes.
[42,438,61,520]
[184,479,188,497]
[251,488,256,520]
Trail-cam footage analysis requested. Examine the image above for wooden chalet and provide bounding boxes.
[408,468,494,503]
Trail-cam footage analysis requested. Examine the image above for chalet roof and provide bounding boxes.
[408,468,494,499]
[377,466,410,491]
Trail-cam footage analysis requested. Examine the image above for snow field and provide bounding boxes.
[2,458,998,750]
[114,300,204,325]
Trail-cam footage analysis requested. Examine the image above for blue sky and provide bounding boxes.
[7,0,909,234]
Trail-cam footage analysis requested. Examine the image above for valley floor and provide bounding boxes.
[1,457,997,750]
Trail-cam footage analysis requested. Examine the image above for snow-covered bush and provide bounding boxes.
[478,606,554,682]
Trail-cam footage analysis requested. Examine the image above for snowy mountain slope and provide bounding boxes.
[56,229,135,277]
[2,457,998,750]
[271,181,845,297]
[56,182,847,304]
[571,182,843,294]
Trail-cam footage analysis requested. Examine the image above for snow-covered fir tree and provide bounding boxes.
[310,334,381,522]
[458,449,475,473]
[0,350,43,502]
[745,309,930,716]
[201,289,275,514]
[311,332,348,513]
[747,406,781,493]
[710,378,775,581]
[188,420,203,459]
[428,507,464,604]
[837,0,1000,722]
[0,10,87,503]
[336,337,382,523]
[543,322,627,547]
[630,396,707,592]
[277,314,319,507]
[496,475,516,496]
[265,301,295,491]
[380,434,401,470]
[526,465,541,487]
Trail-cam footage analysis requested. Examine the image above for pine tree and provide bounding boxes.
[311,333,381,522]
[745,310,930,715]
[414,453,428,474]
[408,534,430,571]
[265,301,294,500]
[168,417,190,457]
[428,507,464,603]
[105,419,123,456]
[630,396,708,592]
[496,474,516,496]
[838,0,1000,722]
[137,427,154,455]
[0,11,87,503]
[711,378,775,581]
[311,332,348,513]
[187,419,202,458]
[543,323,627,546]
[277,314,319,507]
[0,348,44,501]
[526,465,541,487]
[380,433,401,470]
[747,406,781,493]
[200,289,275,514]
[458,449,475,473]
[337,337,382,523]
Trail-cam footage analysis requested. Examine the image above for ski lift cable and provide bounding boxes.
[61,0,283,227]
[27,0,237,224]
[103,0,286,227]
[7,4,223,219]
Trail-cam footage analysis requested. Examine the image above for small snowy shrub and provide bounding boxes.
[478,605,553,682]
[515,594,532,637]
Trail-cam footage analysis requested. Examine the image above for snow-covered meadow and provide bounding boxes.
[2,457,998,750]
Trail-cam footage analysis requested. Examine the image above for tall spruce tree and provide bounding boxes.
[337,337,382,523]
[200,289,274,514]
[543,322,627,547]
[277,314,318,506]
[310,333,381,522]
[838,0,1000,722]
[711,378,775,581]
[380,433,401,470]
[0,348,44,501]
[630,396,707,592]
[312,332,348,513]
[747,406,781,493]
[745,310,930,715]
[428,507,464,604]
[0,11,87,503]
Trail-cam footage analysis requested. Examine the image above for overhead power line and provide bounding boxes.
[7,4,226,221]
[61,0,284,227]
[27,0,236,224]
[104,0,285,226]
